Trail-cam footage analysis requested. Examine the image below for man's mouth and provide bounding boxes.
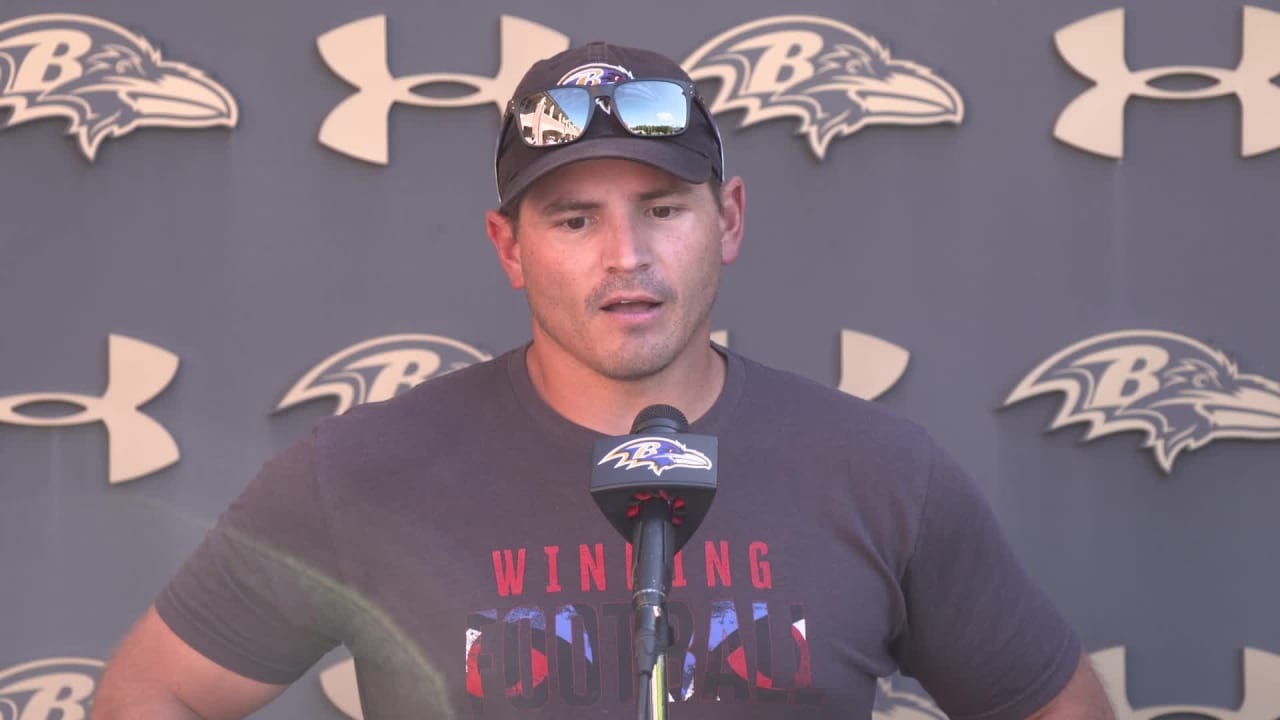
[601,298,663,314]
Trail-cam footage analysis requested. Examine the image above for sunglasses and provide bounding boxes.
[497,78,724,177]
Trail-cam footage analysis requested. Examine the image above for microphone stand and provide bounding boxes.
[589,404,717,720]
[632,495,675,720]
[641,656,667,720]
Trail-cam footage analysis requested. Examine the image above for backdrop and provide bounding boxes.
[1,0,1278,718]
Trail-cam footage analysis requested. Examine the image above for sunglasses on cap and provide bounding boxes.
[500,78,724,177]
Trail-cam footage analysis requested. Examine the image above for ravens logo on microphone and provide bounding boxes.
[598,437,713,477]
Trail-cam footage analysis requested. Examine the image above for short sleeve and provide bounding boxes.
[892,443,1081,720]
[154,428,343,684]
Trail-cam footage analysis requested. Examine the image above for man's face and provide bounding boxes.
[487,158,742,382]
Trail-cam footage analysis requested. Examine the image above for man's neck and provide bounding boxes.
[525,341,726,436]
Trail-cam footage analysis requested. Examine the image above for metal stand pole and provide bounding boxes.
[633,498,673,720]
[645,650,665,717]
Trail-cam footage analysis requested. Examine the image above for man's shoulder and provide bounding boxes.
[736,353,931,448]
[728,352,945,489]
[311,350,517,458]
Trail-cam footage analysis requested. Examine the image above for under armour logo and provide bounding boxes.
[1054,6,1280,158]
[0,334,180,483]
[1094,646,1280,719]
[713,329,909,401]
[317,15,569,164]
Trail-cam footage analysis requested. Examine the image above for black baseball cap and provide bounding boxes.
[494,41,724,209]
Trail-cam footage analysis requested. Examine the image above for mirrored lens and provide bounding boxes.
[614,81,689,137]
[516,87,590,146]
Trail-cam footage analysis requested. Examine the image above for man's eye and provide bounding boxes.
[562,217,588,230]
[650,206,677,219]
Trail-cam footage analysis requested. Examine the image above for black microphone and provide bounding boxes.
[589,404,718,689]
[590,404,718,551]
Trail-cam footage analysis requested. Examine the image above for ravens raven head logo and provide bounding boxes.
[1005,330,1280,473]
[598,437,713,477]
[276,334,491,417]
[0,657,103,718]
[683,15,963,159]
[0,14,238,160]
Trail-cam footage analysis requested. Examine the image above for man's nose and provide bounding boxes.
[601,217,652,273]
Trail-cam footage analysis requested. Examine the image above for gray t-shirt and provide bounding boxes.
[157,346,1080,719]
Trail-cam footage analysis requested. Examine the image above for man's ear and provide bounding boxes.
[485,209,525,289]
[717,176,745,265]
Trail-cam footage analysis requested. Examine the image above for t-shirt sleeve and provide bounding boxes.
[154,427,343,685]
[892,442,1081,720]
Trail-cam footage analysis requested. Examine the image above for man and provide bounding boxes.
[92,42,1113,719]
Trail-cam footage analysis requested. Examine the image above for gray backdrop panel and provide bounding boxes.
[1,0,1277,717]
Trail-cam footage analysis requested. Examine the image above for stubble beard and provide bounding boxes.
[528,273,718,383]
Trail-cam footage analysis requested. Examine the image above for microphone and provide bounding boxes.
[589,404,718,709]
[589,404,718,551]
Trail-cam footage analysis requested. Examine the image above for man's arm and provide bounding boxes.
[1028,653,1115,719]
[91,605,288,720]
